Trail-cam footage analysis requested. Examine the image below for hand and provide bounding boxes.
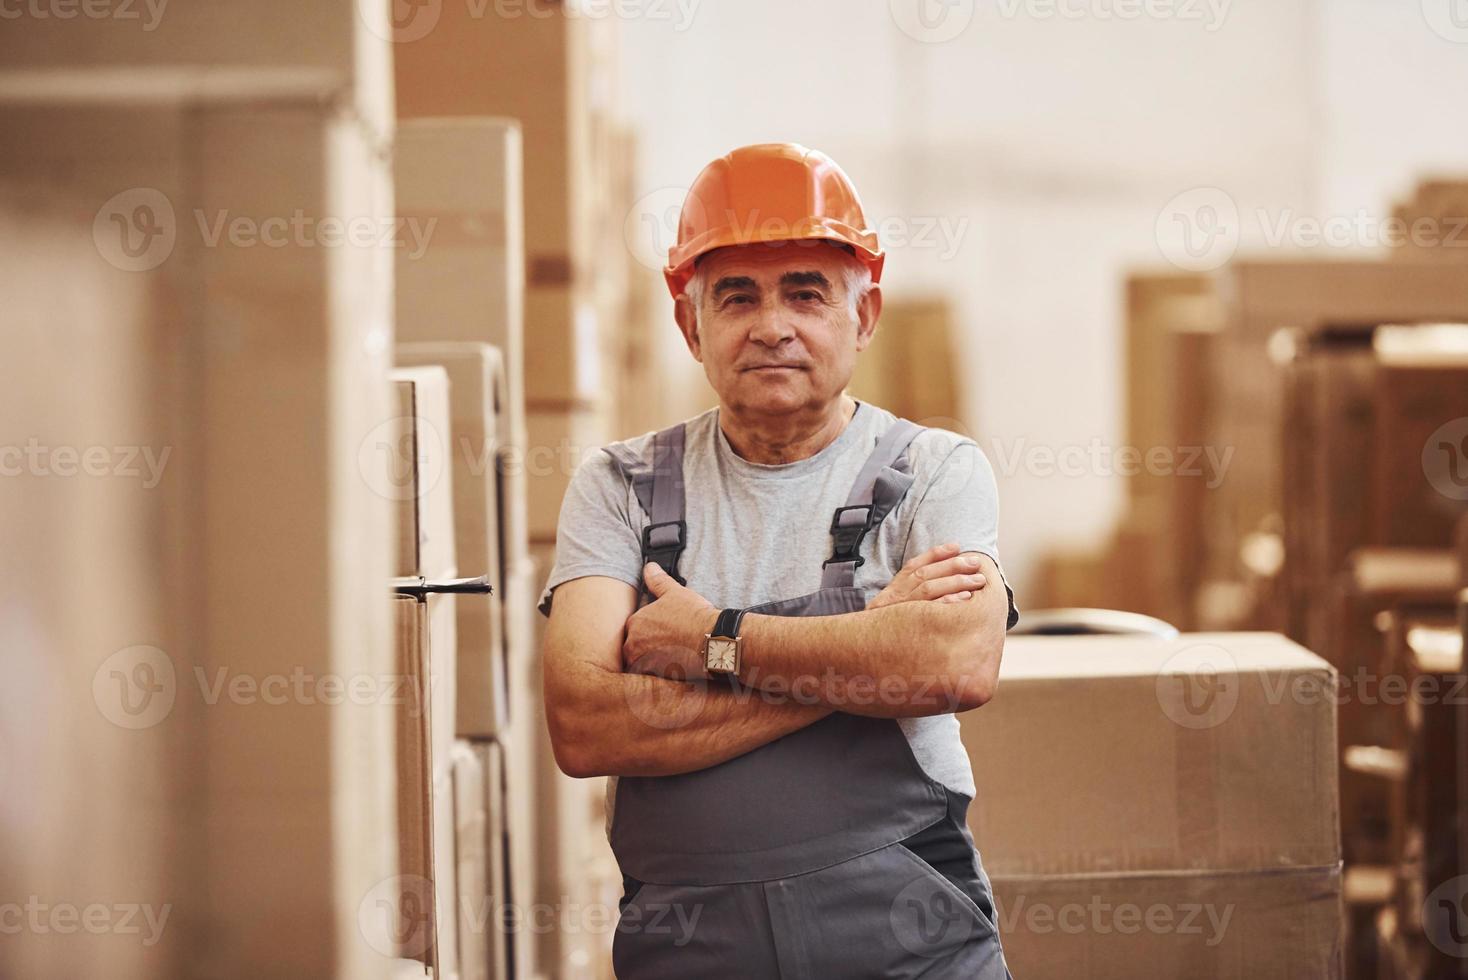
[622,563,719,681]
[867,543,989,610]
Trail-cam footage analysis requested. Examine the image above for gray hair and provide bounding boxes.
[683,243,873,320]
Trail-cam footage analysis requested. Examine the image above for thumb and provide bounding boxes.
[642,561,674,597]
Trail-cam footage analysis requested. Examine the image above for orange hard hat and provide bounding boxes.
[664,142,885,299]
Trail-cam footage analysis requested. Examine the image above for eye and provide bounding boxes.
[790,290,822,303]
[723,294,755,308]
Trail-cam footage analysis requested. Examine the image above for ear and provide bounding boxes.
[673,294,703,363]
[853,284,882,353]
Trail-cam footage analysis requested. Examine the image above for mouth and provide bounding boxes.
[746,365,803,372]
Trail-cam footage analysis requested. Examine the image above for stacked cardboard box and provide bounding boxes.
[1276,326,1379,652]
[1370,326,1468,550]
[393,114,559,979]
[1390,178,1468,263]
[395,0,621,416]
[1330,548,1460,867]
[1209,260,1468,626]
[388,367,462,979]
[0,71,399,980]
[398,345,512,740]
[398,16,633,975]
[848,296,964,424]
[961,633,1343,978]
[1034,272,1222,629]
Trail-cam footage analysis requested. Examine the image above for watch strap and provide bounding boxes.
[711,606,743,639]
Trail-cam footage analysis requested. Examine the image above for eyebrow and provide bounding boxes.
[711,275,757,298]
[710,271,834,298]
[780,271,833,290]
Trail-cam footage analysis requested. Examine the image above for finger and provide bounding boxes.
[912,573,988,601]
[920,554,990,583]
[642,561,672,598]
[901,542,960,574]
[937,591,973,603]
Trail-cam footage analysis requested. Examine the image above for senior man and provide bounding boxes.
[537,143,1017,978]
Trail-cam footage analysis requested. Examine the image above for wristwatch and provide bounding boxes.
[702,607,748,677]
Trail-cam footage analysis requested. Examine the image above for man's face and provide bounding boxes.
[675,241,880,419]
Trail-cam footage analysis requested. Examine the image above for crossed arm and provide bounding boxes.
[543,545,1008,779]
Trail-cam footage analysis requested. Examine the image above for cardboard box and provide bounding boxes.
[499,557,545,980]
[964,632,1339,875]
[522,282,608,409]
[473,741,511,980]
[525,406,611,541]
[1329,549,1460,862]
[1277,332,1378,652]
[1210,261,1468,590]
[396,5,621,409]
[394,119,527,429]
[0,8,393,146]
[848,296,963,423]
[389,366,458,580]
[394,594,462,975]
[0,75,398,979]
[453,742,489,980]
[394,1,611,284]
[1387,619,1465,953]
[991,866,1343,979]
[1371,327,1468,549]
[962,633,1342,977]
[398,344,512,739]
[434,765,460,980]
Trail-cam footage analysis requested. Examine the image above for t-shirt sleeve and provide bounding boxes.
[902,441,1020,630]
[536,449,645,618]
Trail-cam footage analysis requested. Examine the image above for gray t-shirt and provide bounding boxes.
[537,399,1017,830]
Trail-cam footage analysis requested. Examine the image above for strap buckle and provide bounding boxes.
[823,504,873,569]
[641,519,688,586]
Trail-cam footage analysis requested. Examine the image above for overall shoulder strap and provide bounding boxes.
[820,417,925,590]
[602,422,689,591]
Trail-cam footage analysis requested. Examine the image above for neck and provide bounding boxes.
[718,395,857,465]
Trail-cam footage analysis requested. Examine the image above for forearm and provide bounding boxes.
[737,599,992,718]
[547,660,831,779]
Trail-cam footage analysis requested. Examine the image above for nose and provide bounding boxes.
[748,301,795,348]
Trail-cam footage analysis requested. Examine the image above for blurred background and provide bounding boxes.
[3,0,1468,977]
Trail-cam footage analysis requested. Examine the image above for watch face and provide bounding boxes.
[706,637,738,673]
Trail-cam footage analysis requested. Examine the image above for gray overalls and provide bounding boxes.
[603,417,1012,979]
